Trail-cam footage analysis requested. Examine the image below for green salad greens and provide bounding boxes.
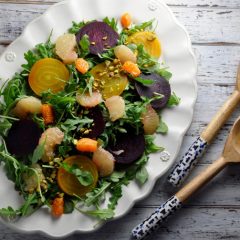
[0,15,179,221]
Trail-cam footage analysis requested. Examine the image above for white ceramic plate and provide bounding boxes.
[0,0,197,237]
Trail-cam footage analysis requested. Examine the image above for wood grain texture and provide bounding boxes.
[0,0,240,239]
[1,0,240,8]
[0,4,239,44]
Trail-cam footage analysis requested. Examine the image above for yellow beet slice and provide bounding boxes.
[57,155,98,197]
[90,62,128,100]
[28,58,70,96]
[127,31,161,58]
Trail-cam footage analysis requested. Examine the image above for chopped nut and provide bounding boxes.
[83,129,90,135]
[113,59,119,65]
[147,35,156,41]
[102,36,108,40]
[105,60,111,66]
[109,66,114,71]
[109,72,114,77]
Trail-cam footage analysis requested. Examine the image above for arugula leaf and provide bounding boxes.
[98,48,115,60]
[0,151,21,182]
[64,198,75,214]
[78,208,114,220]
[103,17,118,31]
[144,135,164,154]
[20,193,40,216]
[79,34,90,57]
[0,74,27,112]
[0,206,19,220]
[108,171,126,183]
[62,163,94,186]
[167,92,181,107]
[42,91,76,115]
[134,77,154,86]
[69,21,89,34]
[85,181,111,206]
[21,33,55,72]
[135,44,159,72]
[157,120,168,134]
[61,117,93,132]
[0,193,40,220]
[126,19,154,35]
[108,184,122,210]
[0,118,12,136]
[156,68,172,81]
[31,141,45,164]
[136,166,148,185]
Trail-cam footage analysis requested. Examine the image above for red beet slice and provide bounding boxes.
[6,119,42,157]
[135,73,171,110]
[107,132,145,164]
[76,21,119,55]
[85,107,105,138]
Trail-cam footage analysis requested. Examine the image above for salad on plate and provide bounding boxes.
[0,13,180,221]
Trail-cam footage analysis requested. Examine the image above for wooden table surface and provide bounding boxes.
[0,0,240,239]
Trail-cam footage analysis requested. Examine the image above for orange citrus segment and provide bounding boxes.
[28,58,70,96]
[127,31,161,58]
[90,62,128,100]
[57,155,98,197]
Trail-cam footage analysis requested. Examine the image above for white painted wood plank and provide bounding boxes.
[0,206,240,240]
[167,0,240,8]
[0,4,239,44]
[1,0,240,8]
[137,164,240,206]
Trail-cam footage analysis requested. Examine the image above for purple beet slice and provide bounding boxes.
[85,107,105,138]
[107,132,145,164]
[6,119,42,157]
[135,73,171,110]
[76,21,119,55]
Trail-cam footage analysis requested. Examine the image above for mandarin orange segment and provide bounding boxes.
[75,58,89,74]
[57,155,98,197]
[28,58,70,96]
[90,62,128,100]
[121,13,132,28]
[122,61,141,77]
[127,31,161,58]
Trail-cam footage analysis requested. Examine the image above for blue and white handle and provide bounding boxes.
[168,137,208,187]
[132,196,182,240]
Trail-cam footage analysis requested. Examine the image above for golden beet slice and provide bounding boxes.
[28,58,70,96]
[127,31,161,58]
[57,155,98,197]
[90,62,128,100]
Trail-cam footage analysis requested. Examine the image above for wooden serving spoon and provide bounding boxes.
[168,64,240,187]
[132,117,240,240]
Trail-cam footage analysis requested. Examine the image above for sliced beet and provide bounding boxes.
[6,119,42,157]
[85,107,105,138]
[76,21,119,55]
[135,73,171,110]
[107,132,145,165]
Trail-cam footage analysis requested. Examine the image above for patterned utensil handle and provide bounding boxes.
[168,137,208,187]
[132,196,182,240]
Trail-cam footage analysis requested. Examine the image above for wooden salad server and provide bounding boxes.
[132,117,240,240]
[168,64,240,187]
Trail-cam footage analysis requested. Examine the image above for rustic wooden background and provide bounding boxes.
[0,0,240,239]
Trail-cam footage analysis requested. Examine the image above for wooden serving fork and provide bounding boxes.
[168,64,240,187]
[132,117,240,240]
